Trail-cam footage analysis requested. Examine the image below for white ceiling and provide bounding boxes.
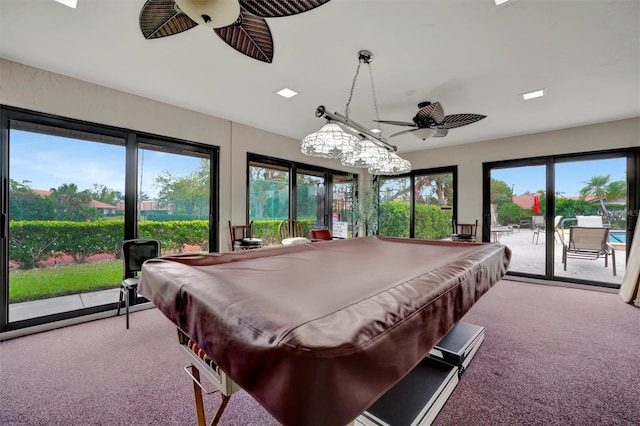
[1,0,639,153]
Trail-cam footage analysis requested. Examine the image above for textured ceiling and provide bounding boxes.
[1,0,638,153]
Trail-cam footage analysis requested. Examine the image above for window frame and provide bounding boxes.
[0,105,220,332]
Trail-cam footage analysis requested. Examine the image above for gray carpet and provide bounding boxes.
[1,280,638,425]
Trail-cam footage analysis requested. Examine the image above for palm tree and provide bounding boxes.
[578,174,625,217]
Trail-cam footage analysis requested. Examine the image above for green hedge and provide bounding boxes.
[9,220,208,270]
[379,201,452,239]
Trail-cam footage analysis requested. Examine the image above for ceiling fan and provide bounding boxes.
[375,101,486,140]
[139,0,331,63]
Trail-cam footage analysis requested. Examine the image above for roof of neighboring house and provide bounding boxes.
[89,200,117,209]
[512,194,535,210]
[31,189,52,197]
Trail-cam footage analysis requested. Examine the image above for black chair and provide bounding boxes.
[451,219,478,242]
[117,238,160,329]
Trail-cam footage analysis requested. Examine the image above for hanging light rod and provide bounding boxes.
[314,105,398,153]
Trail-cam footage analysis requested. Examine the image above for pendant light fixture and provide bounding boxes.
[301,50,411,175]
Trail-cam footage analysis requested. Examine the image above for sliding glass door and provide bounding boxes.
[485,152,630,288]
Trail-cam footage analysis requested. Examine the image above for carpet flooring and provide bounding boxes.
[1,280,638,426]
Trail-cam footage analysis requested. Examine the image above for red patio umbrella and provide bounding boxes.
[533,195,541,214]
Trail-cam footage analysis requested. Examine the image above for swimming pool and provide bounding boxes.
[609,231,626,244]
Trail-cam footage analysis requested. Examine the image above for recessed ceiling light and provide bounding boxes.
[522,89,545,100]
[495,0,511,5]
[370,128,382,134]
[276,88,298,99]
[55,0,78,8]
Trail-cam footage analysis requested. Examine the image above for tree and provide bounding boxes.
[578,174,626,216]
[91,184,122,205]
[154,159,210,217]
[50,183,96,221]
[9,179,55,220]
[415,174,453,205]
[491,178,513,206]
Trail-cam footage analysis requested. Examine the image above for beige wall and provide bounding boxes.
[2,59,639,245]
[404,118,640,232]
[0,59,358,250]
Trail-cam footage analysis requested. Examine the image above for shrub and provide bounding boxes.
[8,219,209,269]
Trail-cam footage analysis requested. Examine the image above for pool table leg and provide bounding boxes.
[190,365,230,426]
[191,366,206,426]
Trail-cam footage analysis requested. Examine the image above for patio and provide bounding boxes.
[494,226,625,286]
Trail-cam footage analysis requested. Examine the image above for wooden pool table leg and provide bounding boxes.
[191,367,206,426]
[190,365,230,426]
[209,394,230,426]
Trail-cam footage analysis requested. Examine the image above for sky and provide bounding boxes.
[10,130,627,200]
[9,130,203,199]
[492,158,626,196]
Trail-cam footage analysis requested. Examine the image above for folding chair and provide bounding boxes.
[116,238,161,329]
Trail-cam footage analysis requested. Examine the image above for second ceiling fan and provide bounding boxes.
[376,101,486,140]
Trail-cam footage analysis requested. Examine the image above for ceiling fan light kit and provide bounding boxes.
[301,51,411,176]
[412,128,438,140]
[174,0,240,28]
[140,0,331,63]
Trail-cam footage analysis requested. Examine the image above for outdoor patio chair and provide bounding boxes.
[562,226,616,276]
[577,215,604,227]
[117,238,161,329]
[532,215,564,244]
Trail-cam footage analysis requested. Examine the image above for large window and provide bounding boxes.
[377,167,457,239]
[247,154,355,245]
[7,123,126,324]
[137,142,212,253]
[0,107,218,331]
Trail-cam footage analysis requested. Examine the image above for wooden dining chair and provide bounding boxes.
[229,221,263,251]
[278,219,305,241]
[451,219,478,242]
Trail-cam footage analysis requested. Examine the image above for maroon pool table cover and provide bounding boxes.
[138,236,511,426]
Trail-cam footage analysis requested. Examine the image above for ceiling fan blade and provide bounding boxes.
[415,101,444,124]
[240,0,331,17]
[389,129,417,138]
[374,120,416,127]
[438,113,486,130]
[433,128,448,138]
[139,0,197,39]
[215,8,273,63]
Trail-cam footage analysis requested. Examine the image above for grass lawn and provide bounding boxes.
[9,260,121,303]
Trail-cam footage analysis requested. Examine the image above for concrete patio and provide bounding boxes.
[493,226,625,286]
